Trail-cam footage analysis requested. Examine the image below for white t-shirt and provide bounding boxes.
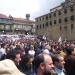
[28,50,35,56]
[0,48,6,59]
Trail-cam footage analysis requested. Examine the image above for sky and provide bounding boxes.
[0,0,65,21]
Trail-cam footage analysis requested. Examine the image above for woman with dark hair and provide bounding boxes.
[64,55,75,75]
[19,54,34,75]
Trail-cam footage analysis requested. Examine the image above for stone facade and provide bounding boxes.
[0,14,36,35]
[35,0,75,40]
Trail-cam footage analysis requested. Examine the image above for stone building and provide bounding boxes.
[0,14,36,35]
[35,0,75,40]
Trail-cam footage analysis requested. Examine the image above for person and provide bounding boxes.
[0,47,11,60]
[0,59,26,75]
[0,43,6,60]
[28,45,35,57]
[32,53,55,75]
[52,54,65,75]
[6,49,21,68]
[42,49,50,54]
[57,48,66,58]
[64,55,75,75]
[19,54,34,75]
[65,46,75,56]
[64,46,75,68]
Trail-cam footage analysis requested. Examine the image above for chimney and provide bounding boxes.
[26,14,30,20]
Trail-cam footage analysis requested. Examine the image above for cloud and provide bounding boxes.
[30,0,65,20]
[0,0,65,20]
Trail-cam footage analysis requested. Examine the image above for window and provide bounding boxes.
[43,17,44,20]
[54,20,56,24]
[46,15,48,19]
[54,13,56,17]
[59,19,61,23]
[49,13,52,18]
[40,18,41,21]
[46,22,48,26]
[71,24,73,29]
[60,26,62,30]
[70,15,74,21]
[64,17,68,22]
[37,25,38,29]
[64,9,67,13]
[64,26,67,30]
[43,24,44,28]
[70,6,74,12]
[10,25,12,30]
[37,19,38,22]
[50,21,52,25]
[58,11,61,15]
[40,24,41,29]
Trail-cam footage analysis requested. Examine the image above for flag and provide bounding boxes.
[42,35,46,40]
[58,37,62,44]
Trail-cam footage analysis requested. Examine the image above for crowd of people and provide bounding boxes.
[0,35,75,75]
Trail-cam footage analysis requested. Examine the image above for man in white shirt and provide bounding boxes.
[0,43,6,59]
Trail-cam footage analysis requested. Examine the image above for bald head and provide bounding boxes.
[33,53,53,69]
[33,53,54,75]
